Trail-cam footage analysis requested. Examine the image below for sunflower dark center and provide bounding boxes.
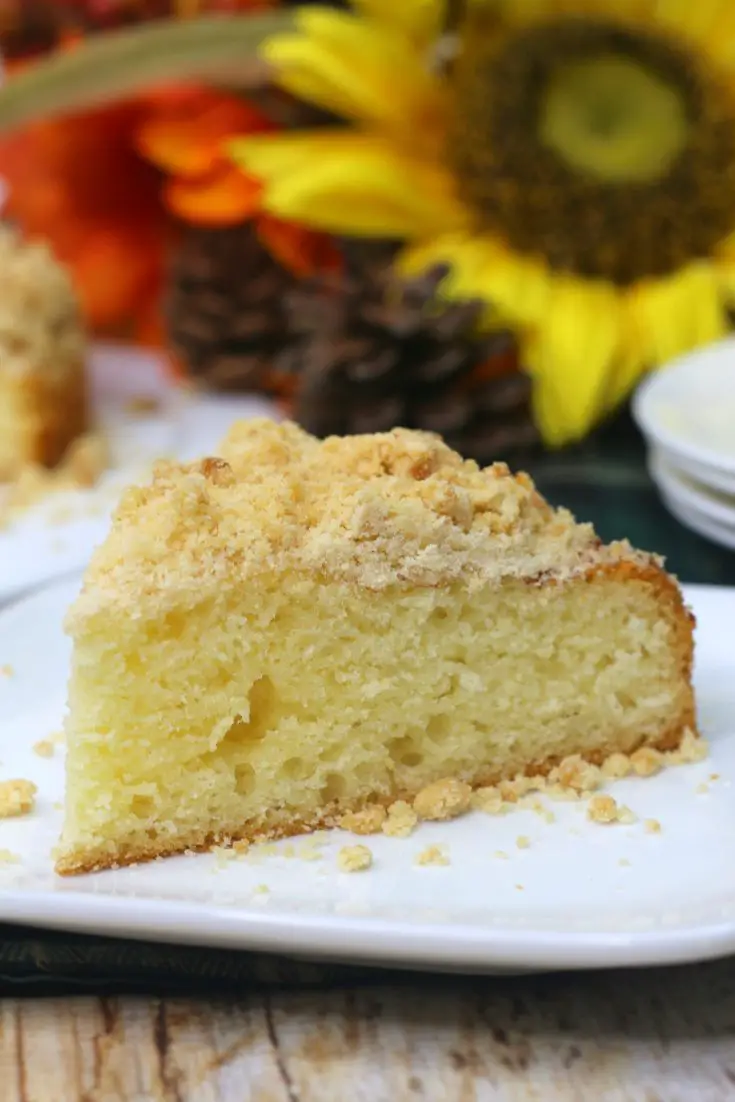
[447,16,735,284]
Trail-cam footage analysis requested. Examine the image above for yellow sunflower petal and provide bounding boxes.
[232,129,369,179]
[627,262,728,367]
[522,279,623,447]
[352,0,444,45]
[233,132,464,237]
[264,10,445,132]
[401,234,552,330]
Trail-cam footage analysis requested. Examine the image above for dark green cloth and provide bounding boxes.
[1,418,733,993]
[527,413,735,586]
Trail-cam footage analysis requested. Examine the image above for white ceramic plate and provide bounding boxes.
[0,579,733,973]
[0,344,279,604]
[655,492,735,552]
[633,337,735,493]
[649,449,735,527]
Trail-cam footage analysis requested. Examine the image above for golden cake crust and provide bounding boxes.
[68,419,657,628]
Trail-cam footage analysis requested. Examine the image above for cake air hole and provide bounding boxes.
[321,772,346,801]
[388,736,425,767]
[283,756,308,779]
[130,794,156,819]
[221,676,279,747]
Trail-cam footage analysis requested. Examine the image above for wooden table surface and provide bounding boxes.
[2,957,735,1101]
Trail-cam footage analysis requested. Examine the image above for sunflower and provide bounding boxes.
[230,0,735,445]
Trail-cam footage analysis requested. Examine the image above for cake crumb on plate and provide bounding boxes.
[471,786,504,815]
[338,844,373,872]
[516,835,531,850]
[644,818,662,834]
[414,778,471,821]
[339,805,387,835]
[416,844,449,867]
[33,739,55,759]
[587,794,634,824]
[601,752,632,779]
[631,748,663,777]
[0,849,19,864]
[382,800,417,838]
[0,779,36,818]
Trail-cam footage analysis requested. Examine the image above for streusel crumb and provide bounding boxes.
[382,801,418,838]
[498,775,545,802]
[588,795,636,824]
[549,755,601,793]
[0,779,36,818]
[471,786,505,815]
[631,748,663,777]
[587,795,620,824]
[339,806,387,835]
[337,844,373,872]
[414,778,471,822]
[33,739,55,759]
[601,752,632,780]
[670,729,708,765]
[416,844,449,867]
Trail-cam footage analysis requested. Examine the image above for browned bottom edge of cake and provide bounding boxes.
[55,719,696,876]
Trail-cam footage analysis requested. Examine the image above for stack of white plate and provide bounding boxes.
[633,337,735,551]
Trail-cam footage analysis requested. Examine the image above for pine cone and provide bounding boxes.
[165,223,299,393]
[278,243,540,464]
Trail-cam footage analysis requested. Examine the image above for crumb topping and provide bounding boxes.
[0,779,37,818]
[337,844,373,872]
[67,420,656,625]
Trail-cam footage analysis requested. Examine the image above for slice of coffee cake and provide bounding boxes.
[57,421,696,873]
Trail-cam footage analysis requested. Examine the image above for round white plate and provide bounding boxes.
[633,337,735,490]
[0,344,279,604]
[0,578,733,972]
[649,449,735,529]
[656,493,735,552]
